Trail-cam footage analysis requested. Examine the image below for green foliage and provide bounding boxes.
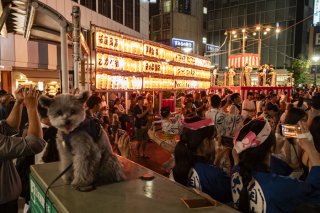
[287,54,311,86]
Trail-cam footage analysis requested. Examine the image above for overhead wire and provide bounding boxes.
[206,10,320,60]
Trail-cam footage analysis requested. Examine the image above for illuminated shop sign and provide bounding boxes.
[172,38,194,49]
[206,44,220,53]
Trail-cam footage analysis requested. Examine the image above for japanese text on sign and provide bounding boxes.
[172,38,194,49]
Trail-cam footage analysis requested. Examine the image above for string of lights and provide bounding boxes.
[206,10,320,59]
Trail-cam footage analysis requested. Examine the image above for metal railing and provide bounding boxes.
[211,72,293,87]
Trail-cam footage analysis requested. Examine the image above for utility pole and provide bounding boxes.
[72,6,81,91]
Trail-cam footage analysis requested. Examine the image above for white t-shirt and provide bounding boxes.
[241,99,256,118]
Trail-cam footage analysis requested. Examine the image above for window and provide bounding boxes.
[222,18,230,28]
[207,32,213,44]
[222,8,229,18]
[135,0,140,32]
[247,14,255,25]
[162,30,171,40]
[276,0,286,9]
[203,7,207,14]
[152,16,161,31]
[80,0,96,11]
[113,0,123,24]
[214,9,221,19]
[288,7,296,20]
[203,37,207,44]
[125,0,133,28]
[208,0,214,11]
[98,0,111,18]
[163,0,171,13]
[247,3,255,14]
[288,0,296,7]
[163,13,171,29]
[266,0,275,11]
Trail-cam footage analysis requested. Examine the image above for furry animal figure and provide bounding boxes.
[39,92,125,191]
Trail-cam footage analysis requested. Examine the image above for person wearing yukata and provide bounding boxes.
[228,66,236,86]
[231,118,320,213]
[172,117,232,203]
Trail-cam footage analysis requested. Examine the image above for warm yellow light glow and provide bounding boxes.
[242,29,246,33]
[263,31,267,35]
[266,28,271,32]
[234,35,238,38]
[276,28,280,33]
[256,26,261,30]
[253,32,257,36]
[232,30,236,34]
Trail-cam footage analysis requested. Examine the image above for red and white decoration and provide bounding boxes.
[228,54,260,68]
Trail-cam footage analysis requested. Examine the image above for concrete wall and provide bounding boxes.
[0,34,59,69]
[172,0,204,54]
[39,0,149,39]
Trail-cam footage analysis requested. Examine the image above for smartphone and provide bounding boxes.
[181,198,216,209]
[281,125,301,138]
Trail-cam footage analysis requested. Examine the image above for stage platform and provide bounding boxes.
[210,86,293,101]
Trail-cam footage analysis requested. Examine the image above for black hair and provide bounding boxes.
[235,119,275,213]
[230,93,240,102]
[265,102,279,112]
[114,98,120,104]
[137,95,144,101]
[173,124,216,186]
[210,94,221,108]
[161,106,170,118]
[312,93,320,110]
[297,96,304,108]
[86,95,102,109]
[0,89,7,97]
[247,92,254,97]
[200,90,207,98]
[284,108,307,125]
[310,116,320,153]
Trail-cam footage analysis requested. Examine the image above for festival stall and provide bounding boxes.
[92,25,211,112]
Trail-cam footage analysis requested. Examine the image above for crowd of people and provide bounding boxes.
[167,85,320,212]
[1,84,320,212]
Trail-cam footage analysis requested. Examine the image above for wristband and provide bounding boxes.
[297,132,313,140]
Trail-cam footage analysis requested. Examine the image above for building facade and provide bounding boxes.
[206,0,314,69]
[0,0,149,93]
[150,0,207,55]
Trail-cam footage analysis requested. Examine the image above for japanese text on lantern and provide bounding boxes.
[143,61,162,73]
[97,53,123,70]
[144,44,163,59]
[96,31,122,51]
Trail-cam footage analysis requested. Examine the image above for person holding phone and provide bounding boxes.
[0,86,45,212]
[231,118,320,213]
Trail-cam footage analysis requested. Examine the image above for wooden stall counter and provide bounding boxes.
[30,157,238,213]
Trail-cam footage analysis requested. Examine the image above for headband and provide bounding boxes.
[234,118,272,154]
[182,118,214,130]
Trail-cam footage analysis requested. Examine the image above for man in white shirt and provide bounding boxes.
[206,95,244,137]
[241,92,256,118]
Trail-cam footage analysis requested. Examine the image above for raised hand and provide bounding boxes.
[23,85,40,109]
[14,86,24,104]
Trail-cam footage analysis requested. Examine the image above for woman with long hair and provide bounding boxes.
[231,118,320,213]
[172,117,232,203]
